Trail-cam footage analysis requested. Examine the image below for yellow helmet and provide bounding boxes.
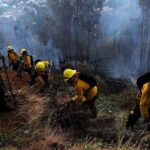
[63,69,76,81]
[35,62,46,72]
[20,48,26,54]
[7,45,14,51]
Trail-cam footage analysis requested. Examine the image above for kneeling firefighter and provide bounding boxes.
[126,72,150,128]
[29,60,52,87]
[7,45,20,71]
[63,69,98,119]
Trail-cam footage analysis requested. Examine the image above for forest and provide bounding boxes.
[0,0,150,149]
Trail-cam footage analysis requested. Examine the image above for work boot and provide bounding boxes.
[88,103,97,119]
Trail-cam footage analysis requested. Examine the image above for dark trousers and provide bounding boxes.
[83,97,97,119]
[12,60,20,71]
[126,103,150,128]
[72,97,97,119]
[25,68,33,76]
[31,71,48,86]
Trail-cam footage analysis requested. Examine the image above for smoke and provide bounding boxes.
[101,0,142,38]
[0,0,145,76]
[100,0,143,78]
[0,0,62,69]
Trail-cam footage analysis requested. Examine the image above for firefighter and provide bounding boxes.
[29,60,52,87]
[7,45,20,71]
[20,48,33,76]
[63,68,98,119]
[126,72,150,128]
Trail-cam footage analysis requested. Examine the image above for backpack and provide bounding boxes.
[137,72,150,90]
[79,73,97,88]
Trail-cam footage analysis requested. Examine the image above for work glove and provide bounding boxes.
[72,96,77,102]
[82,96,87,102]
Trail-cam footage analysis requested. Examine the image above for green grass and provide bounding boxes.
[96,94,119,113]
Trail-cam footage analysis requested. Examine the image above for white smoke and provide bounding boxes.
[99,0,143,78]
[0,0,61,69]
[101,0,142,38]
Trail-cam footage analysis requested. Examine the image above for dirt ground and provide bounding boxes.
[0,70,150,150]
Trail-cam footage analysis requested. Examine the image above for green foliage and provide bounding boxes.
[109,86,137,109]
[95,75,107,94]
[96,94,118,113]
[0,132,31,148]
[0,133,10,147]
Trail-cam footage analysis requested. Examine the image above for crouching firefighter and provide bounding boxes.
[7,45,20,71]
[126,72,150,129]
[29,60,52,87]
[63,69,98,119]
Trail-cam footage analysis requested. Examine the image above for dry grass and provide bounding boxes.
[109,86,138,109]
[26,128,70,150]
[0,70,149,150]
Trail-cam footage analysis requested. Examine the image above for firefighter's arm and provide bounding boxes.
[140,97,149,119]
[26,56,32,67]
[72,86,84,102]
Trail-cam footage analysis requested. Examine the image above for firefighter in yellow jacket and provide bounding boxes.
[20,48,33,76]
[139,83,150,121]
[7,45,20,71]
[63,68,98,119]
[29,60,52,87]
[126,73,150,128]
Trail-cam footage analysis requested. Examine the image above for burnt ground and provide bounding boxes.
[0,70,150,150]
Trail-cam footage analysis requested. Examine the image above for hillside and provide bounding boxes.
[0,70,150,150]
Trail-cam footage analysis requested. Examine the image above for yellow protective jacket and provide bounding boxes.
[72,78,97,102]
[140,82,150,118]
[23,55,32,69]
[8,51,19,64]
